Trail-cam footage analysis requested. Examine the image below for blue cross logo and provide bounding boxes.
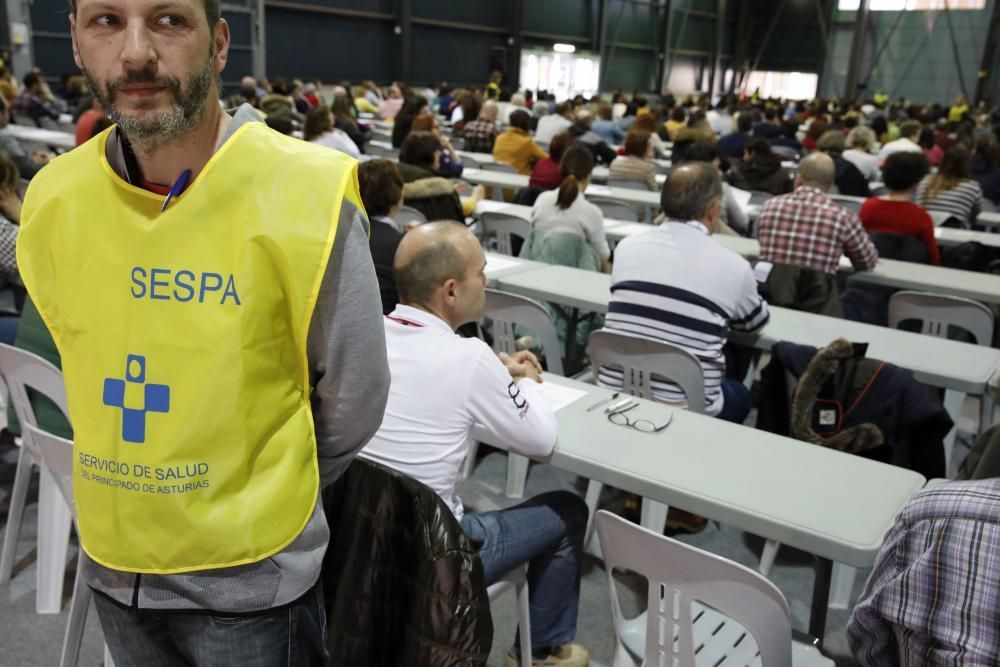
[102,354,170,444]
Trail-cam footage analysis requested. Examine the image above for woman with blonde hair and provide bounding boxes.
[915,145,983,228]
[844,126,880,181]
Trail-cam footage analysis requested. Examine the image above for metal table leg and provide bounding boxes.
[809,556,833,645]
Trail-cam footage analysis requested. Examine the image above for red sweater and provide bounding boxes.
[529,158,562,190]
[859,197,940,265]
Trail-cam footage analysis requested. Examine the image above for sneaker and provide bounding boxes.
[504,643,590,667]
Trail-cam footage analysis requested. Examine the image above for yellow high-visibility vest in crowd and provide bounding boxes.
[17,122,360,574]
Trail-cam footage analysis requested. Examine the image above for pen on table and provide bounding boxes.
[585,392,620,412]
[604,397,637,414]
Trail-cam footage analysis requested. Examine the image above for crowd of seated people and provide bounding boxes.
[17,67,1000,667]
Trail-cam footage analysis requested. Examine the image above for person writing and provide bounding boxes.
[362,222,590,667]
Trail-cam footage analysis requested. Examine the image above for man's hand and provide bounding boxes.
[32,150,52,165]
[499,351,542,383]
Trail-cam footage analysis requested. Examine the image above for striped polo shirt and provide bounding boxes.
[599,220,770,416]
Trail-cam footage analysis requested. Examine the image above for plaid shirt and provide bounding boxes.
[848,478,1000,666]
[756,186,878,274]
[11,91,64,126]
[460,118,499,154]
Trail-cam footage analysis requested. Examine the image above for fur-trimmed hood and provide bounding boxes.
[402,176,455,200]
[790,337,884,454]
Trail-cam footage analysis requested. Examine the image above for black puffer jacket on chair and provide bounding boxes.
[322,458,493,667]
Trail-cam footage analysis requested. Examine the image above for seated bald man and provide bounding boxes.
[754,152,878,316]
[360,222,590,667]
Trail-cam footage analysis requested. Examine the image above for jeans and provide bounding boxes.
[93,581,327,667]
[718,377,752,424]
[0,315,19,345]
[461,490,587,650]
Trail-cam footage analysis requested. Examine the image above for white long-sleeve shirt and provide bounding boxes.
[361,305,558,519]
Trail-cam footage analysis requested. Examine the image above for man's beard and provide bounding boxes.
[83,58,216,149]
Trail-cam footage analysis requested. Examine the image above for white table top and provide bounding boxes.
[463,168,660,208]
[7,124,75,149]
[473,373,926,567]
[455,150,667,185]
[489,263,1000,396]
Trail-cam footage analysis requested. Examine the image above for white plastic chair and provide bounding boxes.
[395,205,427,229]
[24,423,114,667]
[928,210,965,228]
[486,565,532,667]
[467,290,564,496]
[748,191,773,207]
[0,344,73,614]
[888,290,996,474]
[585,330,705,541]
[589,197,640,223]
[481,212,531,257]
[595,510,833,667]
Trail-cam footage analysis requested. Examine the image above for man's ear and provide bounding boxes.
[70,14,83,70]
[442,278,458,305]
[211,19,231,74]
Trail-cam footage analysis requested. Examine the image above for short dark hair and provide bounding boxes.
[623,129,650,158]
[264,116,293,135]
[359,159,404,218]
[881,152,930,191]
[737,113,753,133]
[676,140,720,164]
[745,137,772,157]
[509,109,531,131]
[399,131,441,171]
[69,0,221,26]
[393,225,469,305]
[23,72,42,89]
[660,162,722,221]
[899,120,922,140]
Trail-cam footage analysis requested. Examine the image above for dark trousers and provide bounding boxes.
[93,582,327,667]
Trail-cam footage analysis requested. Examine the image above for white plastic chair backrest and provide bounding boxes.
[0,343,70,434]
[928,210,959,228]
[607,178,651,192]
[481,213,531,256]
[748,191,772,207]
[482,162,518,175]
[829,195,862,214]
[588,329,705,413]
[595,510,793,666]
[590,197,639,223]
[888,290,994,345]
[23,423,75,517]
[395,205,427,228]
[484,289,564,375]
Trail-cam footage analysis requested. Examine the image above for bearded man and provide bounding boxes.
[16,0,389,664]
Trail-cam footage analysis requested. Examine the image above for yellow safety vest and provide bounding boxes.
[17,122,359,574]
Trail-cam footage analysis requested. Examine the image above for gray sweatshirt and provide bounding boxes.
[82,104,390,612]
